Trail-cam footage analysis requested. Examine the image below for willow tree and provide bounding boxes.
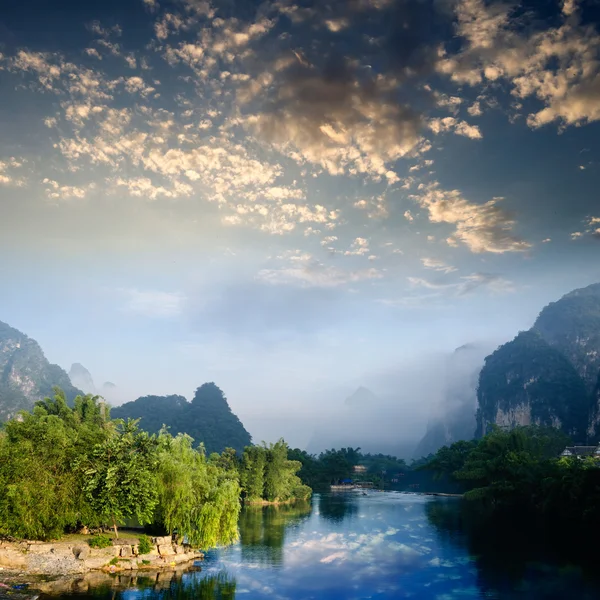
[155,432,241,548]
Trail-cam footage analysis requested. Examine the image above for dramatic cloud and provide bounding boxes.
[438,0,600,127]
[412,183,531,254]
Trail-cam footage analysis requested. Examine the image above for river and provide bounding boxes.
[35,491,600,599]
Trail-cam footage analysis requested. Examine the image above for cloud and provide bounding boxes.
[428,117,482,139]
[421,258,457,274]
[381,272,515,306]
[42,178,88,200]
[243,55,423,181]
[412,182,531,254]
[121,288,186,318]
[344,237,370,256]
[353,196,388,218]
[571,216,600,240]
[437,0,600,128]
[256,255,383,288]
[404,210,414,222]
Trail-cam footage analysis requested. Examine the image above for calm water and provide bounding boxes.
[45,492,600,599]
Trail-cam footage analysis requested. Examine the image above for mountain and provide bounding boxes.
[0,320,83,421]
[69,362,95,394]
[476,283,600,441]
[414,343,490,458]
[344,386,380,408]
[111,382,252,454]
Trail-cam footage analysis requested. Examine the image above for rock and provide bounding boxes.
[153,536,172,546]
[27,543,55,554]
[174,545,185,555]
[158,545,175,556]
[112,538,138,546]
[73,546,90,561]
[120,546,133,558]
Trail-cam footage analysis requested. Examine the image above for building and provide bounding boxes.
[353,465,367,474]
[560,445,600,458]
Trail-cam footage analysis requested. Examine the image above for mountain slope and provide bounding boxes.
[476,331,590,439]
[0,320,82,421]
[111,382,252,454]
[476,283,600,441]
[532,283,600,392]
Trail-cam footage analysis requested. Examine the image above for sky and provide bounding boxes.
[1,0,599,449]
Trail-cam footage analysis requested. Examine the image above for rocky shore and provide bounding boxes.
[0,536,203,576]
[1,563,203,598]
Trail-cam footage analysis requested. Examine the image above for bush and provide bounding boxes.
[88,534,113,549]
[138,534,152,555]
[109,557,119,566]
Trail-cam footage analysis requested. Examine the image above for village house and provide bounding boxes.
[560,445,600,458]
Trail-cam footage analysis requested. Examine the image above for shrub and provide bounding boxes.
[88,534,113,549]
[138,534,152,555]
[109,557,119,566]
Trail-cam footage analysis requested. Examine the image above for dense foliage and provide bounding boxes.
[0,388,241,547]
[421,425,600,529]
[288,447,410,490]
[239,440,311,503]
[111,383,252,454]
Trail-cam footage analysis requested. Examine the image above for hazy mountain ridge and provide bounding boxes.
[0,320,82,420]
[111,382,252,454]
[477,283,600,441]
[413,343,490,458]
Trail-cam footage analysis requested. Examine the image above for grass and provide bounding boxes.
[61,529,146,543]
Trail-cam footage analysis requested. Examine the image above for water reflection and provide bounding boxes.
[318,491,359,523]
[238,500,312,567]
[31,493,600,599]
[36,568,236,599]
[425,499,600,599]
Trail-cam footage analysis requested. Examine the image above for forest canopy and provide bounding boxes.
[0,388,310,544]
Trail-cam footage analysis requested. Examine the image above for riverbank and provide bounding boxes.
[0,563,203,598]
[0,535,203,577]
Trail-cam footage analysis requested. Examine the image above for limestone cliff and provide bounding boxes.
[476,328,592,440]
[0,320,82,421]
[532,283,600,392]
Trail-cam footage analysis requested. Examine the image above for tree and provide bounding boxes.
[155,432,241,548]
[240,446,267,502]
[78,419,159,537]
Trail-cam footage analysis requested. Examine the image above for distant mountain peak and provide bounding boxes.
[345,386,379,407]
[0,320,82,421]
[69,362,95,394]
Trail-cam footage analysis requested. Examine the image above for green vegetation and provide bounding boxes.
[421,425,600,529]
[0,388,242,547]
[239,440,311,503]
[88,534,113,549]
[137,534,152,555]
[288,447,409,491]
[111,383,252,454]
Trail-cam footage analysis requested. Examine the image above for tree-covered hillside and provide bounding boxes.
[111,383,252,454]
[533,283,600,391]
[0,320,82,421]
[477,331,590,440]
[476,283,600,440]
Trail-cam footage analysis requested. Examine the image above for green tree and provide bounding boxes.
[78,419,159,537]
[155,432,241,548]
